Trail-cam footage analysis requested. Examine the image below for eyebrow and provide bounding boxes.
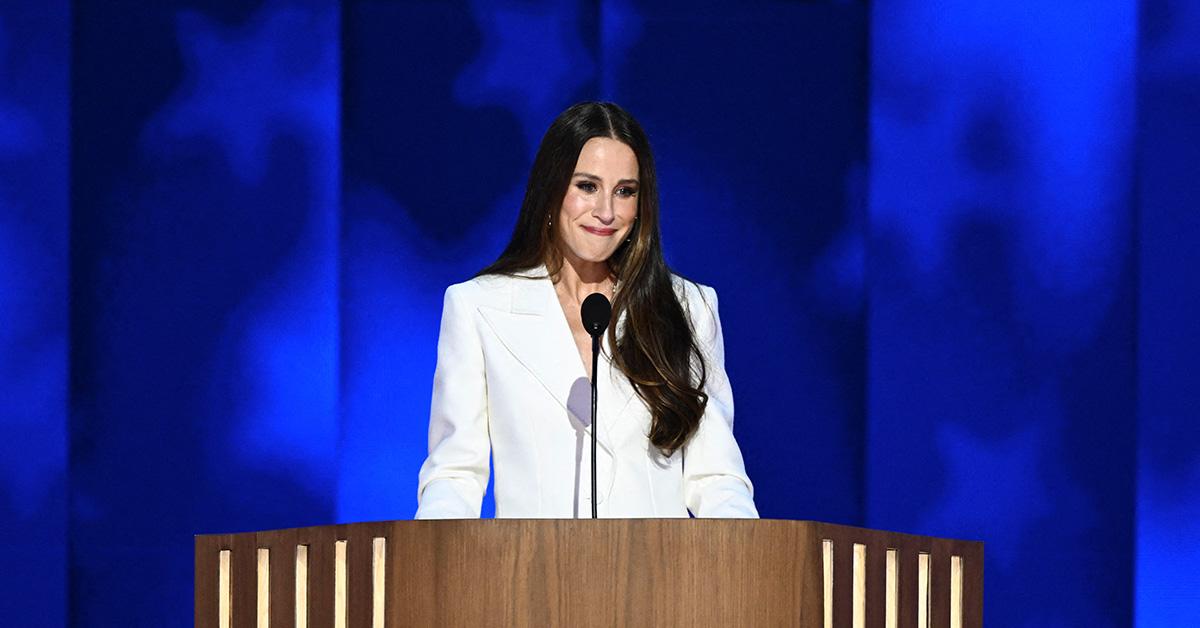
[573,172,639,186]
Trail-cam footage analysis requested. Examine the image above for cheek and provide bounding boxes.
[558,191,585,222]
[616,197,639,219]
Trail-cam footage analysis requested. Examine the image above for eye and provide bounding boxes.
[615,186,638,198]
[575,181,598,193]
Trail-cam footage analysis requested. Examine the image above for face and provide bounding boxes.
[555,136,640,266]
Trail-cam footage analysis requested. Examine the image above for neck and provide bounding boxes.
[556,254,611,303]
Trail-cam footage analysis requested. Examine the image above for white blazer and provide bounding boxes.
[415,267,758,519]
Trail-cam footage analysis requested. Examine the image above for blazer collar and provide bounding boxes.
[478,266,636,453]
[509,265,552,314]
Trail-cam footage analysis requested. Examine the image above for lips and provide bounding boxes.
[582,226,617,236]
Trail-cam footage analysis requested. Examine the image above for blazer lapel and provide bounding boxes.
[477,270,617,455]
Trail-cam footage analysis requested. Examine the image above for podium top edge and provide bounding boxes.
[193,518,983,547]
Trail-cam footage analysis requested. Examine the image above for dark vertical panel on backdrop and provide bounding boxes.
[1135,0,1200,624]
[339,0,601,520]
[69,0,339,624]
[867,2,1138,625]
[0,2,68,624]
[611,1,870,523]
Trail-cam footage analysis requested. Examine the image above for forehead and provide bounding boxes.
[574,137,638,177]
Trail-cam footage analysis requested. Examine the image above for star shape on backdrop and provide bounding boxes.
[871,3,1133,355]
[137,2,342,480]
[919,421,1053,569]
[144,0,337,184]
[454,0,596,151]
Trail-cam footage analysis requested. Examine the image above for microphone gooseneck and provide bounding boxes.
[580,293,611,519]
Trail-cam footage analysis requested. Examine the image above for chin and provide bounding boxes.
[566,247,617,264]
[582,251,616,263]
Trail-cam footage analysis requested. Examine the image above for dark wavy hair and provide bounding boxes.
[478,102,707,456]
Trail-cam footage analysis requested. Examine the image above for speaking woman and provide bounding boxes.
[415,102,757,519]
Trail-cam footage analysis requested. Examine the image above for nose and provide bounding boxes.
[593,193,615,225]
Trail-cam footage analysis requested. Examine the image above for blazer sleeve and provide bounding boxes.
[415,283,491,519]
[682,284,760,518]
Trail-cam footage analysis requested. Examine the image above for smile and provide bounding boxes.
[582,226,617,236]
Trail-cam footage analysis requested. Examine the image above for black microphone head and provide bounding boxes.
[580,293,611,338]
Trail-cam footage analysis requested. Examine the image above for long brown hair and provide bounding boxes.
[478,102,707,456]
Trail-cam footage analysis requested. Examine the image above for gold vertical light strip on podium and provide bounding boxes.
[917,552,931,628]
[218,549,231,628]
[334,540,348,628]
[256,548,270,628]
[822,539,833,628]
[852,543,866,628]
[372,537,386,628]
[295,545,309,628]
[885,549,899,628]
[950,555,964,628]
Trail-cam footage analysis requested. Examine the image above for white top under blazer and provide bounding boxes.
[415,266,758,519]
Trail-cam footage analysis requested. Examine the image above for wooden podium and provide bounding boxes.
[195,519,982,627]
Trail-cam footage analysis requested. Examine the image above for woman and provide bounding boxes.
[416,102,757,519]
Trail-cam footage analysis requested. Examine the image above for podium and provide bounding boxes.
[195,519,982,627]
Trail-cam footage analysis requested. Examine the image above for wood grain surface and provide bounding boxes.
[195,519,983,628]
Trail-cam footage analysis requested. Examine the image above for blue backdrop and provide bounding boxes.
[1,0,1196,625]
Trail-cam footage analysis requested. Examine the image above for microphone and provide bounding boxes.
[580,293,611,519]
